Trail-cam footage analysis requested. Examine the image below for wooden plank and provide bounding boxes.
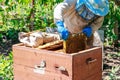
[13,45,73,76]
[14,64,61,80]
[86,71,102,80]
[36,40,63,50]
[14,64,72,80]
[72,47,102,80]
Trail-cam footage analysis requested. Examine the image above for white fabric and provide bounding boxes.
[54,1,104,47]
[93,31,103,47]
[19,32,60,47]
[63,5,88,33]
[54,3,69,21]
[54,2,104,33]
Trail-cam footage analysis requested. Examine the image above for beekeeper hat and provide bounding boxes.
[76,0,109,16]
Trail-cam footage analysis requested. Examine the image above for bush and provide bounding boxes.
[0,52,13,80]
[103,1,120,45]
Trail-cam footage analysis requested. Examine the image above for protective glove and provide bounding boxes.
[56,21,69,40]
[82,26,92,37]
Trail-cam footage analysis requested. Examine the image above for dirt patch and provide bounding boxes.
[102,46,120,79]
[0,40,18,55]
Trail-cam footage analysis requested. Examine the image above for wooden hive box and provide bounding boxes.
[12,43,102,80]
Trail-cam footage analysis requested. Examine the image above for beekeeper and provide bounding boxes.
[54,0,109,46]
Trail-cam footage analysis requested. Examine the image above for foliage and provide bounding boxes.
[0,52,13,80]
[0,0,63,31]
[0,0,63,43]
[109,66,120,80]
[103,1,120,45]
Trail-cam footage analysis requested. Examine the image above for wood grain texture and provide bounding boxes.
[14,64,72,80]
[73,47,102,80]
[13,44,102,80]
[13,44,73,80]
[37,40,63,50]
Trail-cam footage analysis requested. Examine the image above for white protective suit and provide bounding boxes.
[54,0,104,46]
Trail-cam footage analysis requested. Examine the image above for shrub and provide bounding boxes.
[0,52,13,80]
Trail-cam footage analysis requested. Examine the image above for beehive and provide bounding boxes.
[13,43,102,80]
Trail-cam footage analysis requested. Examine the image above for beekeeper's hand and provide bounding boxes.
[82,26,92,37]
[56,21,69,40]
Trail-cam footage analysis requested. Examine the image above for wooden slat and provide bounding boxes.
[36,40,63,50]
[13,45,73,77]
[86,71,102,80]
[14,64,60,80]
[73,47,102,80]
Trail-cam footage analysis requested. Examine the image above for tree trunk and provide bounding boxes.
[29,0,35,31]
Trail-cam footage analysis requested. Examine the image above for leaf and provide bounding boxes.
[18,0,32,4]
[0,33,3,39]
[5,0,9,5]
